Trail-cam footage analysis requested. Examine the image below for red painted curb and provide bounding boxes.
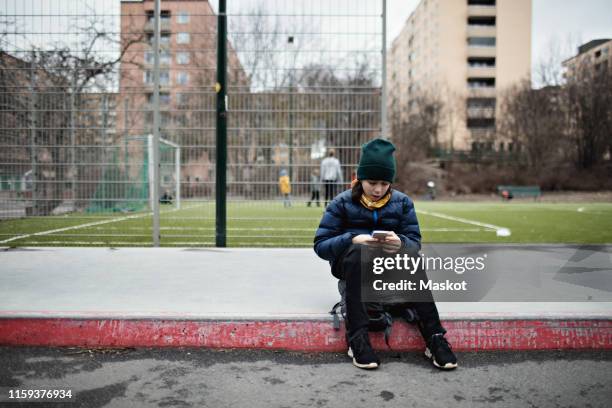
[1,319,611,351]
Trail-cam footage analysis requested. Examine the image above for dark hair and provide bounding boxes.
[351,180,392,203]
[351,180,364,202]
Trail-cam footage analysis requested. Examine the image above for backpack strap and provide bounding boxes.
[382,311,393,350]
[329,301,343,330]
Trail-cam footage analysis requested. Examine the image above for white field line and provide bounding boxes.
[83,226,486,232]
[2,207,492,245]
[0,226,487,237]
[418,209,510,236]
[8,241,313,246]
[0,204,202,245]
[577,207,609,215]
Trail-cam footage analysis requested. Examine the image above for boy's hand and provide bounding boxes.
[352,234,380,246]
[382,231,402,253]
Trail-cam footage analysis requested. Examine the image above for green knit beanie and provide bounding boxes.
[357,138,396,182]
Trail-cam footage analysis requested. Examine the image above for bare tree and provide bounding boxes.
[0,16,144,215]
[497,79,566,171]
[392,91,444,162]
[565,61,612,169]
[534,34,582,87]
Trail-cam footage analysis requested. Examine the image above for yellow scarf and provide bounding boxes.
[359,191,391,210]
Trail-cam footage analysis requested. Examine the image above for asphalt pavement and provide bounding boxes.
[1,347,611,408]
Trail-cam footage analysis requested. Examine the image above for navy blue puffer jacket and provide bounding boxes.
[313,189,421,270]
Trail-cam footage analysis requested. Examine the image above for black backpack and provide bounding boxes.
[329,280,419,348]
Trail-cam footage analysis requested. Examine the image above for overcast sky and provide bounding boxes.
[387,0,612,73]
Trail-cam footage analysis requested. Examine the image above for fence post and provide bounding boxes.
[29,65,38,215]
[151,0,161,246]
[381,0,388,139]
[216,0,228,247]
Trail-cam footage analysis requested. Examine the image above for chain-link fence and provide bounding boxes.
[0,0,384,247]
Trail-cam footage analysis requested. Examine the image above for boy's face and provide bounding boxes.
[361,180,390,201]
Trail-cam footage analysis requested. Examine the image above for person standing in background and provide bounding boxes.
[279,169,292,208]
[320,149,343,207]
[307,168,321,207]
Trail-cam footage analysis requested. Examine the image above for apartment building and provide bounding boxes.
[387,0,531,151]
[118,0,247,192]
[562,39,611,81]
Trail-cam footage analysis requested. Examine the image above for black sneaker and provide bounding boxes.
[425,333,458,370]
[347,330,380,369]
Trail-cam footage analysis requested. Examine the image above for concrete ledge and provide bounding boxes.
[1,318,611,351]
[1,247,611,351]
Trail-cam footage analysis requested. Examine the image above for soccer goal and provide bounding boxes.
[148,135,181,211]
[86,135,181,213]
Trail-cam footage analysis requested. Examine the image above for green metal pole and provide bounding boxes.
[216,0,227,247]
[151,0,161,246]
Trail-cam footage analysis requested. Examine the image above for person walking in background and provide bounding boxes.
[279,169,292,208]
[307,168,321,207]
[320,149,343,207]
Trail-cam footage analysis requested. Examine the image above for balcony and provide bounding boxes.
[467,25,496,37]
[467,66,496,77]
[469,128,496,141]
[467,107,496,118]
[467,87,496,98]
[144,19,171,32]
[467,5,496,17]
[144,55,172,68]
[144,83,171,93]
[467,46,496,58]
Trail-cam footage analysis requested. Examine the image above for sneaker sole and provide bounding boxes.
[347,347,379,370]
[424,347,458,370]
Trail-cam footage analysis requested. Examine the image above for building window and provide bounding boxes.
[147,33,170,46]
[468,57,495,67]
[176,92,189,106]
[467,37,496,47]
[467,77,495,88]
[467,97,496,108]
[144,51,171,65]
[177,11,189,24]
[147,93,171,105]
[144,70,170,85]
[177,72,189,85]
[161,51,171,65]
[177,32,190,44]
[468,0,495,5]
[467,118,495,128]
[147,10,171,22]
[177,52,190,65]
[161,112,171,126]
[467,16,495,26]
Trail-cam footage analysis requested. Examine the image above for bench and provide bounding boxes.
[496,185,541,201]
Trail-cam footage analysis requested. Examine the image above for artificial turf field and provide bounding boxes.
[0,200,611,247]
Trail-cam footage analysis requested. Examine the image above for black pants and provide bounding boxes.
[323,180,337,206]
[307,191,320,207]
[333,243,446,341]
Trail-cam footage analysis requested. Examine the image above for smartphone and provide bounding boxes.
[371,230,391,240]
